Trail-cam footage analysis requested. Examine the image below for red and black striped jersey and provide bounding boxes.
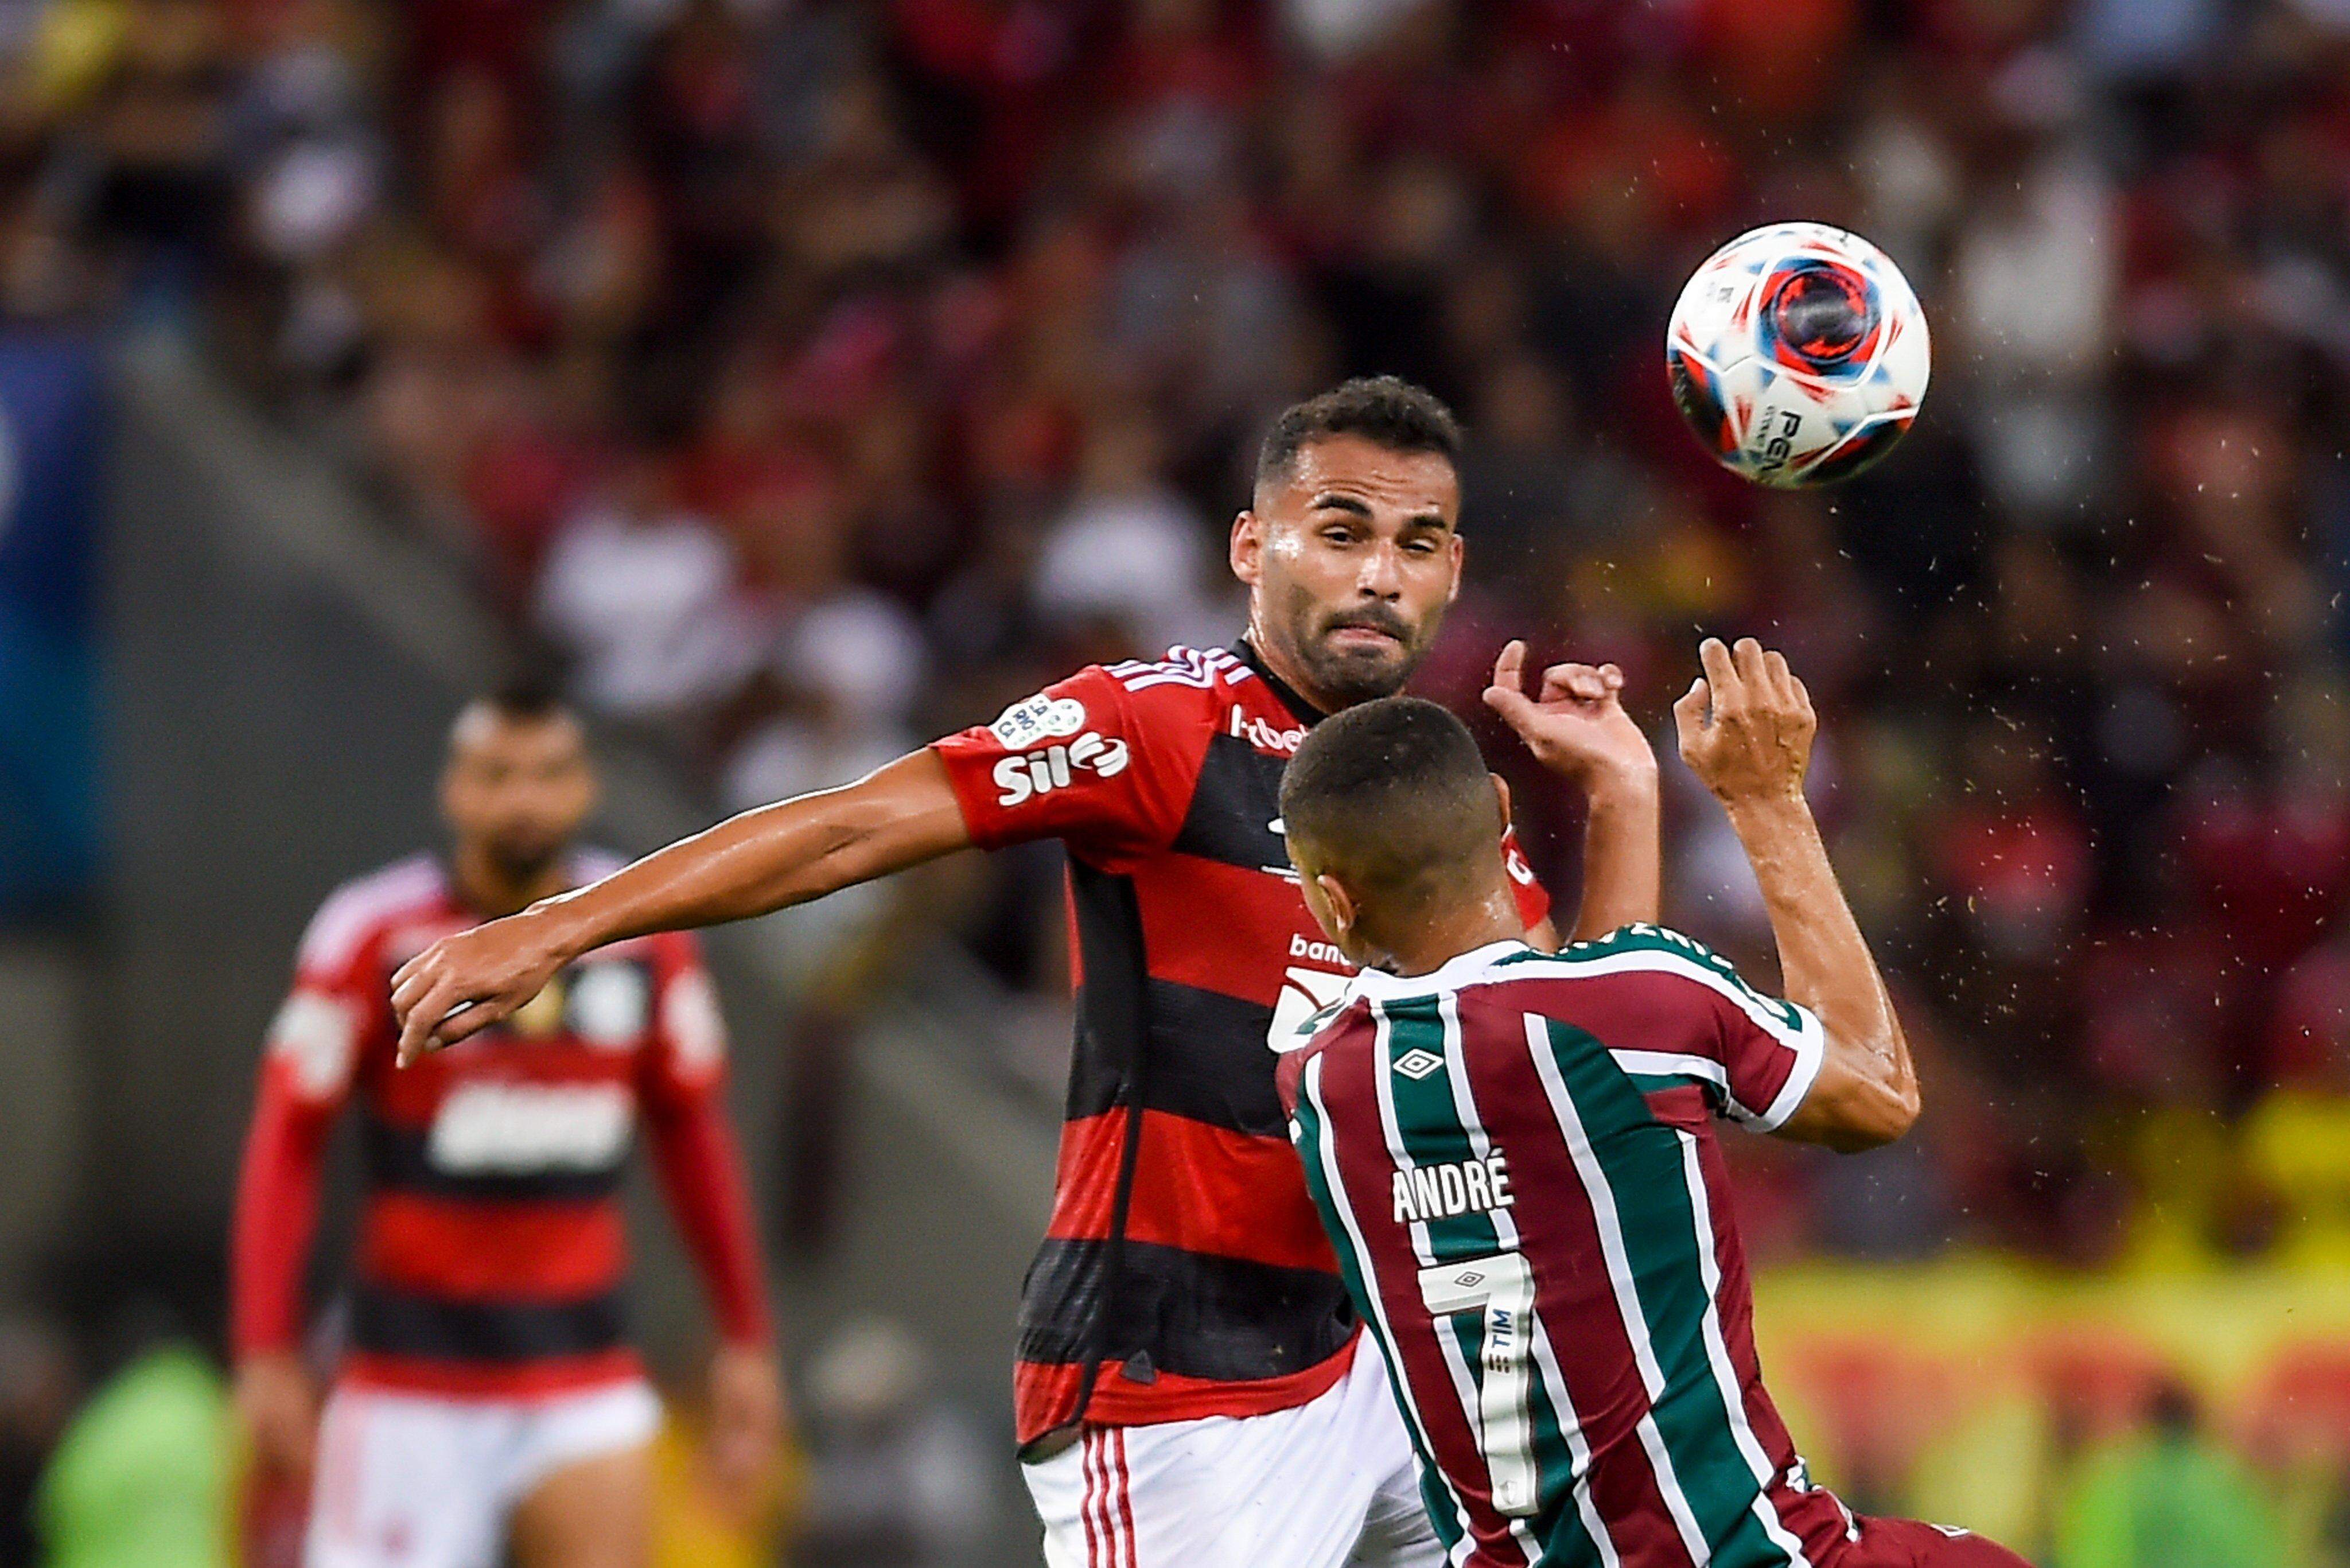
[933,643,1550,1449]
[230,853,771,1398]
[1285,932,1853,1568]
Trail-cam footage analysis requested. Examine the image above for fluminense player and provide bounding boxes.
[232,687,779,1568]
[387,378,1663,1566]
[1272,643,2032,1568]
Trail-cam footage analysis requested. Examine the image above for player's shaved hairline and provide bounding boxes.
[1280,697,1501,912]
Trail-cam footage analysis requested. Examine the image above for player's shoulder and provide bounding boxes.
[1114,644,1277,727]
[1286,991,1369,1053]
[299,854,447,972]
[1100,644,1255,701]
[1487,925,1797,1022]
[989,645,1255,746]
[1521,923,1739,976]
[1275,993,1371,1115]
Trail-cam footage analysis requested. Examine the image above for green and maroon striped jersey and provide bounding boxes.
[1282,929,1856,1568]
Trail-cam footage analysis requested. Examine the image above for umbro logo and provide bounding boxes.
[1394,1049,1445,1080]
[1454,1270,1485,1289]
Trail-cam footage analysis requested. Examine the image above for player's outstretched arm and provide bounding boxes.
[1483,640,1662,940]
[1673,637,1918,1153]
[392,749,972,1063]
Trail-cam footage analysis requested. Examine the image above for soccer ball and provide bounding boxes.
[1664,222,1929,488]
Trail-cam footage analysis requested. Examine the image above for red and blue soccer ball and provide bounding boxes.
[1665,222,1930,488]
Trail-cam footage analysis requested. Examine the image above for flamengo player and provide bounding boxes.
[1273,645,2033,1568]
[386,379,1665,1566]
[231,688,780,1568]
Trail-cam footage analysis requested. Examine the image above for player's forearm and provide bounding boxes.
[1726,793,1916,1140]
[1569,769,1662,940]
[531,750,970,960]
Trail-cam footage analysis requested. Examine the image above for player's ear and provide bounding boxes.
[1491,772,1514,834]
[1446,531,1464,602]
[1230,510,1263,587]
[1313,871,1357,942]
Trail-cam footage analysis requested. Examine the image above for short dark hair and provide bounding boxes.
[1255,376,1464,488]
[451,676,574,748]
[479,676,570,724]
[1279,695,1500,912]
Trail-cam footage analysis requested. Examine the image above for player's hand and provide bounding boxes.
[390,907,571,1065]
[1483,641,1658,792]
[1672,637,1816,807]
[705,1344,785,1517]
[233,1352,320,1484]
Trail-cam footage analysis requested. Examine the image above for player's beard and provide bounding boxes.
[1287,598,1429,708]
[483,829,567,888]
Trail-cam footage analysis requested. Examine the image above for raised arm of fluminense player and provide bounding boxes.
[391,750,971,1063]
[1674,637,1917,1152]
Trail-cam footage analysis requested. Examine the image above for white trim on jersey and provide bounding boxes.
[1439,993,1609,1568]
[1304,1052,1479,1566]
[1523,1012,1717,1566]
[1345,940,1827,1133]
[1369,1004,1487,1568]
[1109,645,1252,693]
[299,855,444,974]
[1676,1130,1818,1566]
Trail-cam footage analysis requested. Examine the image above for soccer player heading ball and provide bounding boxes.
[391,376,1668,1565]
[1274,642,2030,1567]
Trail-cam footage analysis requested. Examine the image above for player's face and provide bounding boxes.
[439,712,597,884]
[1234,435,1464,710]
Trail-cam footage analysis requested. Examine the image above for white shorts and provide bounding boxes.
[1024,1344,1444,1568]
[304,1379,662,1568]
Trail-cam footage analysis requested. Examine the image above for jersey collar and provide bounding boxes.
[1344,939,1535,1005]
[1232,639,1329,728]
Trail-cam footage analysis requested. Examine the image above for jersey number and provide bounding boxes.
[1419,1250,1540,1517]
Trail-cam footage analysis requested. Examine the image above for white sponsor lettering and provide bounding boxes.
[991,731,1130,806]
[1228,707,1307,755]
[1287,931,1349,967]
[989,694,1088,749]
[1392,1151,1514,1224]
[427,1081,633,1174]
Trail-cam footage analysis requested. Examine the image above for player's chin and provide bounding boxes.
[1310,641,1416,704]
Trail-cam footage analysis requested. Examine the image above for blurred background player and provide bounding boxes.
[228,687,781,1568]
[386,378,1664,1567]
[1275,647,2029,1566]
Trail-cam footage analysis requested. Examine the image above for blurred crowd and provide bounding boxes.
[6,0,2350,1555]
[8,0,2350,1267]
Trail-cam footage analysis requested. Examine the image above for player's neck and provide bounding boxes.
[1379,882,1526,978]
[1241,627,1339,717]
[450,844,571,919]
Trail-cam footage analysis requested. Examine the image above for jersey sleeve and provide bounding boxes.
[639,933,773,1347]
[230,892,381,1359]
[1500,827,1552,932]
[931,666,1204,861]
[1598,928,1826,1131]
